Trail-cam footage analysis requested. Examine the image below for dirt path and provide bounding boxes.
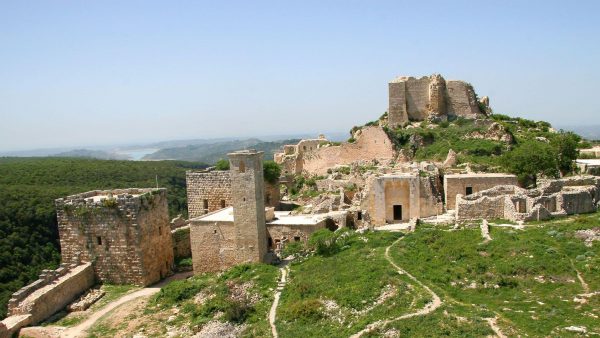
[59,272,192,338]
[268,262,290,338]
[350,236,442,338]
[485,317,508,338]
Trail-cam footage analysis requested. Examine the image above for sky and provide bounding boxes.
[1,0,599,151]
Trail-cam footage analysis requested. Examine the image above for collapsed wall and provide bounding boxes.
[274,126,395,176]
[456,176,600,221]
[1,262,95,336]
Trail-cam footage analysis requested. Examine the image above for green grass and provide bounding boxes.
[277,231,434,337]
[389,212,600,336]
[149,263,278,337]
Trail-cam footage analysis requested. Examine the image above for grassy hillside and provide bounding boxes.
[50,213,599,336]
[0,157,207,319]
[143,138,299,163]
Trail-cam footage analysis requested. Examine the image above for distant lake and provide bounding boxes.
[115,148,158,160]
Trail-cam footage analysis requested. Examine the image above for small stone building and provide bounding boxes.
[55,188,174,286]
[576,159,600,176]
[361,173,444,225]
[190,150,269,273]
[186,168,280,218]
[444,173,518,210]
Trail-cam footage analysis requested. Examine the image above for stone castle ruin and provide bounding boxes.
[4,73,599,337]
[388,74,489,127]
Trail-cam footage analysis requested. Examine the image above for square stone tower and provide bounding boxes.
[228,150,268,264]
[55,188,174,286]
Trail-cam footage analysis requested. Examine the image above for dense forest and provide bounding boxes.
[0,157,207,319]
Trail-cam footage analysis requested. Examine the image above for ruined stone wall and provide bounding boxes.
[6,262,94,327]
[190,219,237,273]
[266,222,325,250]
[444,174,518,210]
[446,80,480,118]
[172,226,191,259]
[455,195,507,220]
[186,170,232,218]
[405,77,431,121]
[419,176,445,218]
[56,188,172,286]
[388,74,484,127]
[301,127,395,175]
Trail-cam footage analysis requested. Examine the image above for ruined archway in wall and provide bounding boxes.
[325,218,338,231]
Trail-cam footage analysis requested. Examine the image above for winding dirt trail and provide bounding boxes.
[268,262,290,338]
[59,272,192,338]
[350,236,443,338]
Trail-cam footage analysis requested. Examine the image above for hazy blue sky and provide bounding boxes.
[1,0,598,151]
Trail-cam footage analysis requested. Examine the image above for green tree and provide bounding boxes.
[502,140,559,187]
[215,158,230,170]
[551,131,580,176]
[263,161,281,184]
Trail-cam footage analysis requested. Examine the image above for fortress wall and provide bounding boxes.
[138,192,174,285]
[388,80,407,127]
[446,80,480,118]
[186,170,232,218]
[301,127,395,175]
[7,263,94,326]
[405,77,431,120]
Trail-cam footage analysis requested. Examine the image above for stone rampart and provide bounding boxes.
[2,262,94,335]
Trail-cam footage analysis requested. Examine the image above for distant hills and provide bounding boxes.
[560,124,600,141]
[53,149,130,160]
[143,138,301,163]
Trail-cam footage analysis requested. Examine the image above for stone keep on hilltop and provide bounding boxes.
[388,74,490,127]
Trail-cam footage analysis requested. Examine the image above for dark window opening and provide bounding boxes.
[393,205,403,221]
[203,199,209,209]
[268,237,273,248]
[325,218,338,231]
[158,226,162,236]
[466,187,473,195]
[221,199,226,208]
[96,236,102,245]
[294,236,301,242]
[357,211,362,220]
[213,229,217,234]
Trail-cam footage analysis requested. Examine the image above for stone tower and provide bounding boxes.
[55,188,174,286]
[227,150,268,264]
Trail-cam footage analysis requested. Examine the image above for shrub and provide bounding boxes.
[215,159,230,170]
[223,299,252,323]
[263,161,281,184]
[282,241,305,257]
[281,299,323,322]
[153,278,207,307]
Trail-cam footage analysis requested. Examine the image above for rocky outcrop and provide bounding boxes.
[465,122,514,144]
[443,149,457,168]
